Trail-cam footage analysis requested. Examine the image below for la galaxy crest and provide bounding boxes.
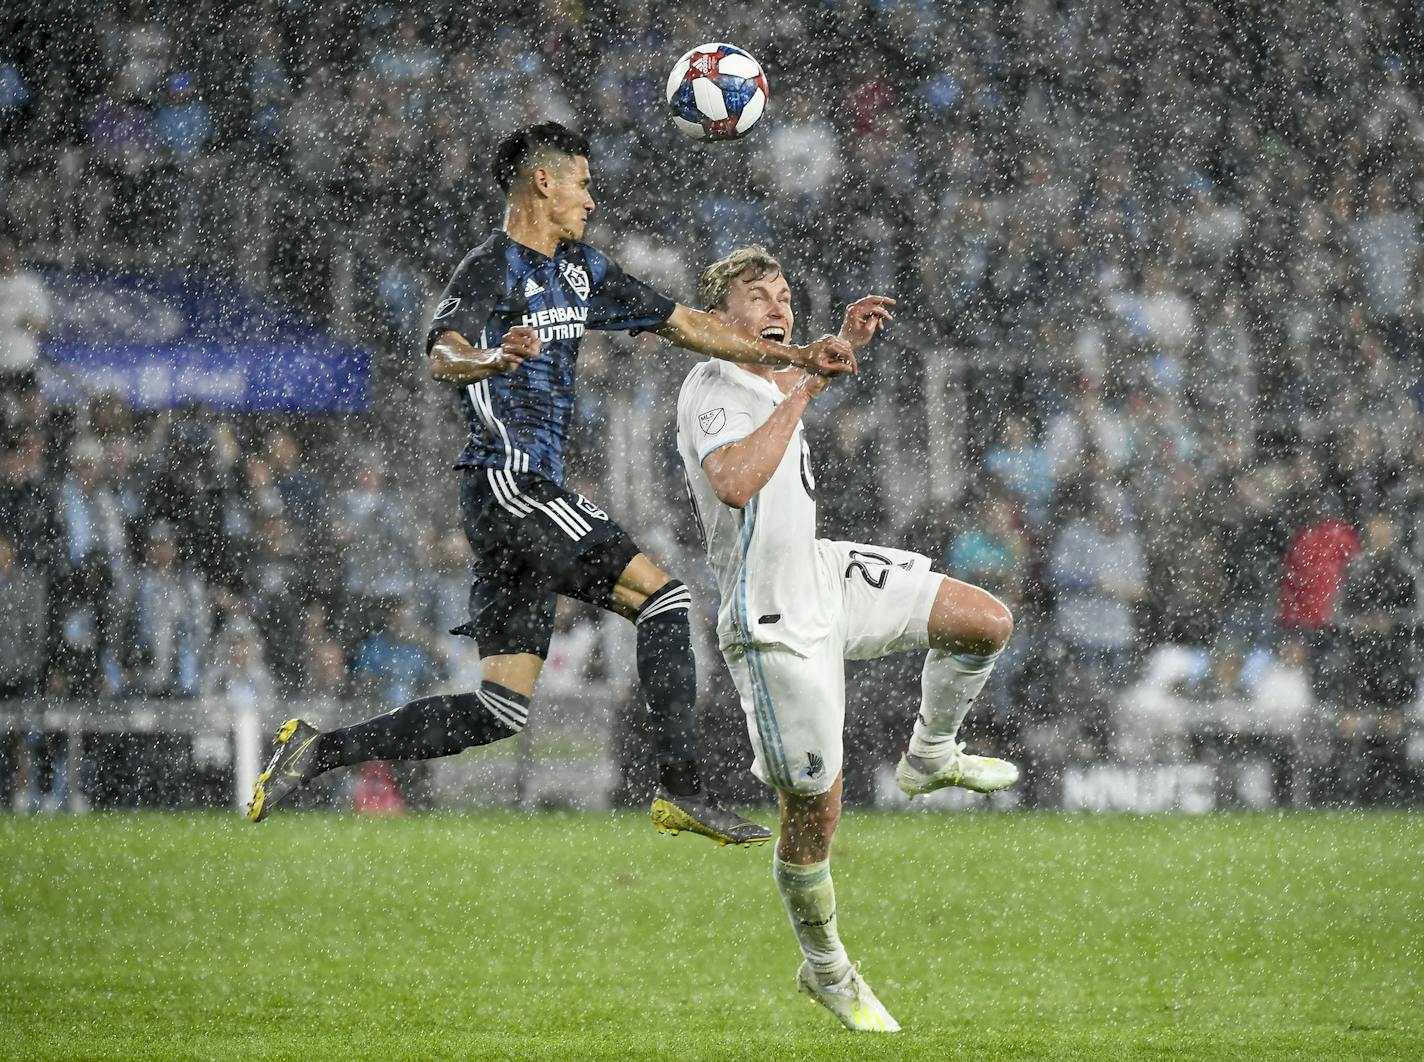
[560,261,591,300]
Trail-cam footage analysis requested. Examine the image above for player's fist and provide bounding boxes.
[497,325,541,371]
[794,335,857,376]
[839,295,895,350]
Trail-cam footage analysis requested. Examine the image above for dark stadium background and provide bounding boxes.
[2,0,1422,815]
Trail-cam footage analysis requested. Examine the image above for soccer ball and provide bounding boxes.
[665,43,769,142]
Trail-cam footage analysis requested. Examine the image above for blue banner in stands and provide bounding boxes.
[38,272,370,412]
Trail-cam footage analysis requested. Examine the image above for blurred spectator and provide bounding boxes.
[153,73,212,165]
[0,534,46,699]
[985,417,1055,528]
[1331,512,1419,805]
[944,492,1028,609]
[294,604,350,698]
[123,523,209,697]
[1047,489,1146,752]
[332,453,416,631]
[52,438,127,696]
[203,614,276,714]
[1277,490,1361,695]
[351,601,440,708]
[264,430,325,536]
[0,235,51,394]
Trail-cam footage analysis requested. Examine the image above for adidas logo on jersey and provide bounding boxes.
[524,277,544,298]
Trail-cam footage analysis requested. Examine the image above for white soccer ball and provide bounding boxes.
[665,43,769,142]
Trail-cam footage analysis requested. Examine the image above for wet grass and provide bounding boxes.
[1,810,1420,1060]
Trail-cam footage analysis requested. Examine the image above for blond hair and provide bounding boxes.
[698,245,783,310]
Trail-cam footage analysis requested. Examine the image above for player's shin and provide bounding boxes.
[907,648,1001,761]
[773,855,852,985]
[633,580,703,796]
[311,681,529,772]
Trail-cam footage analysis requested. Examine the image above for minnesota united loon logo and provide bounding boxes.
[560,261,590,300]
[805,752,825,779]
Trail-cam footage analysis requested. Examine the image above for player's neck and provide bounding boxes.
[503,203,561,258]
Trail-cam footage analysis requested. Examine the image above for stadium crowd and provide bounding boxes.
[2,0,1422,807]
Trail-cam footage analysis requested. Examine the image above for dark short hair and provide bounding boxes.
[491,122,590,193]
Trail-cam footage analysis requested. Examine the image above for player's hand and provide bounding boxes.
[493,325,541,372]
[792,334,857,376]
[838,295,895,350]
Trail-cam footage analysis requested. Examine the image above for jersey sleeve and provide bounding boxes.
[584,251,677,333]
[425,243,505,353]
[680,366,761,463]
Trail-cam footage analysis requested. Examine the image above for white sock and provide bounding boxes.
[773,856,851,985]
[907,648,1000,762]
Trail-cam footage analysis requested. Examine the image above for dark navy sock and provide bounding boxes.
[311,681,530,773]
[634,580,703,796]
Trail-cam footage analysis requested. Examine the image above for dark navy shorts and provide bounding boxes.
[454,468,640,659]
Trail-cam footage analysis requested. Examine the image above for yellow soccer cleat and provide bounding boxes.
[247,719,322,822]
[650,789,771,847]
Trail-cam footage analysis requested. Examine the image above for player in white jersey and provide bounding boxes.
[676,247,1019,1033]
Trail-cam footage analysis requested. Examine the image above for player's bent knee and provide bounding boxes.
[930,578,1014,655]
[634,578,692,627]
[987,598,1014,650]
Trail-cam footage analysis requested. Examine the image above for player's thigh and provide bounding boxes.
[608,552,672,619]
[827,540,942,661]
[461,469,639,613]
[461,577,557,667]
[723,640,844,797]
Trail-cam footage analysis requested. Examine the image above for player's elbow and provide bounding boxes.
[713,483,750,509]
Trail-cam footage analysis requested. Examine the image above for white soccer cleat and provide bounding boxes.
[796,961,901,1033]
[895,741,1019,797]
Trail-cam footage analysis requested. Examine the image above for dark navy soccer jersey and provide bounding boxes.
[426,231,677,485]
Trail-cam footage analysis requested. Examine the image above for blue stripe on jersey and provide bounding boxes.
[735,497,790,788]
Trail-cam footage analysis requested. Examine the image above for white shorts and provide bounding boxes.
[722,539,943,796]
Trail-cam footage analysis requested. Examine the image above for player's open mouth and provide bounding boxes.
[760,327,787,343]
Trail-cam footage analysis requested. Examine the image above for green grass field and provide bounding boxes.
[1,810,1420,1061]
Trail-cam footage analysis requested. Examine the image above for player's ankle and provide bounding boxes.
[658,758,703,798]
[906,735,957,764]
[811,957,853,986]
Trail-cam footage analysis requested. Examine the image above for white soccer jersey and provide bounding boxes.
[676,360,833,655]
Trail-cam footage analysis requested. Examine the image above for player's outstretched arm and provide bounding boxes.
[652,305,857,376]
[701,372,830,509]
[429,327,540,384]
[838,295,895,351]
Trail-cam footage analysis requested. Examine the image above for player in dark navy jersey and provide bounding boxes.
[248,122,856,845]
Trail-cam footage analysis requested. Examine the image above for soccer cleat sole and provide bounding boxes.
[649,798,771,847]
